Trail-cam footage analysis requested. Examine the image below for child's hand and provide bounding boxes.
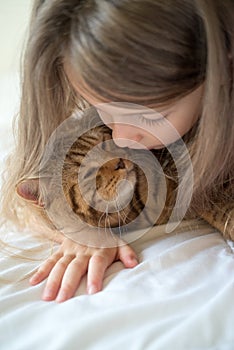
[29,236,138,303]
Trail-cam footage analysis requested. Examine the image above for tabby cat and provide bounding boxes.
[16,112,234,241]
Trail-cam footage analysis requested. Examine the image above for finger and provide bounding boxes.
[42,255,74,301]
[56,255,90,303]
[29,252,63,285]
[117,243,138,268]
[87,254,110,295]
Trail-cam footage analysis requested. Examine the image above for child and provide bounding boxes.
[1,0,233,302]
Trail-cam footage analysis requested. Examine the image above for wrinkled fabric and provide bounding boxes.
[0,222,234,350]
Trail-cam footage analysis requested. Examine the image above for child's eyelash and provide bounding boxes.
[138,114,168,126]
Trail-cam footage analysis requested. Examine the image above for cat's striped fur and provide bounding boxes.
[61,125,149,228]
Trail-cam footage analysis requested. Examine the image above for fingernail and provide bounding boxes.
[128,257,138,267]
[42,289,54,301]
[132,258,138,264]
[56,291,68,303]
[88,285,99,295]
[29,275,38,284]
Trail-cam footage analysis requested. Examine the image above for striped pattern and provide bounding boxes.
[61,125,156,230]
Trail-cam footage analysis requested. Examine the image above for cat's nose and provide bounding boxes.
[114,158,125,170]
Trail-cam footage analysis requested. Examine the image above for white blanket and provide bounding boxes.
[0,76,234,350]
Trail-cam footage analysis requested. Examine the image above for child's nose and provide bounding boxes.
[111,123,143,148]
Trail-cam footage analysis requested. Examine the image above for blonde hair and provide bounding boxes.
[1,0,234,228]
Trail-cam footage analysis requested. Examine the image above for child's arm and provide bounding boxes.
[29,234,138,303]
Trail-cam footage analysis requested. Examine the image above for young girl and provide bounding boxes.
[1,0,234,303]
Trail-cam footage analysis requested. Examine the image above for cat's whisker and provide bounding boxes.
[105,214,111,232]
[97,203,115,240]
[115,200,127,224]
[104,207,118,241]
[97,206,108,233]
[115,198,131,224]
[113,202,124,237]
[114,198,130,238]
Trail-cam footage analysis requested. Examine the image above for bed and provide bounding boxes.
[0,75,234,350]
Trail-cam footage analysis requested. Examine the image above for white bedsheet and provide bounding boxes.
[0,76,234,350]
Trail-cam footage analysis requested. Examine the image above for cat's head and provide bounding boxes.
[16,124,164,235]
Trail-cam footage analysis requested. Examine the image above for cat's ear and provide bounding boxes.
[16,179,44,207]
